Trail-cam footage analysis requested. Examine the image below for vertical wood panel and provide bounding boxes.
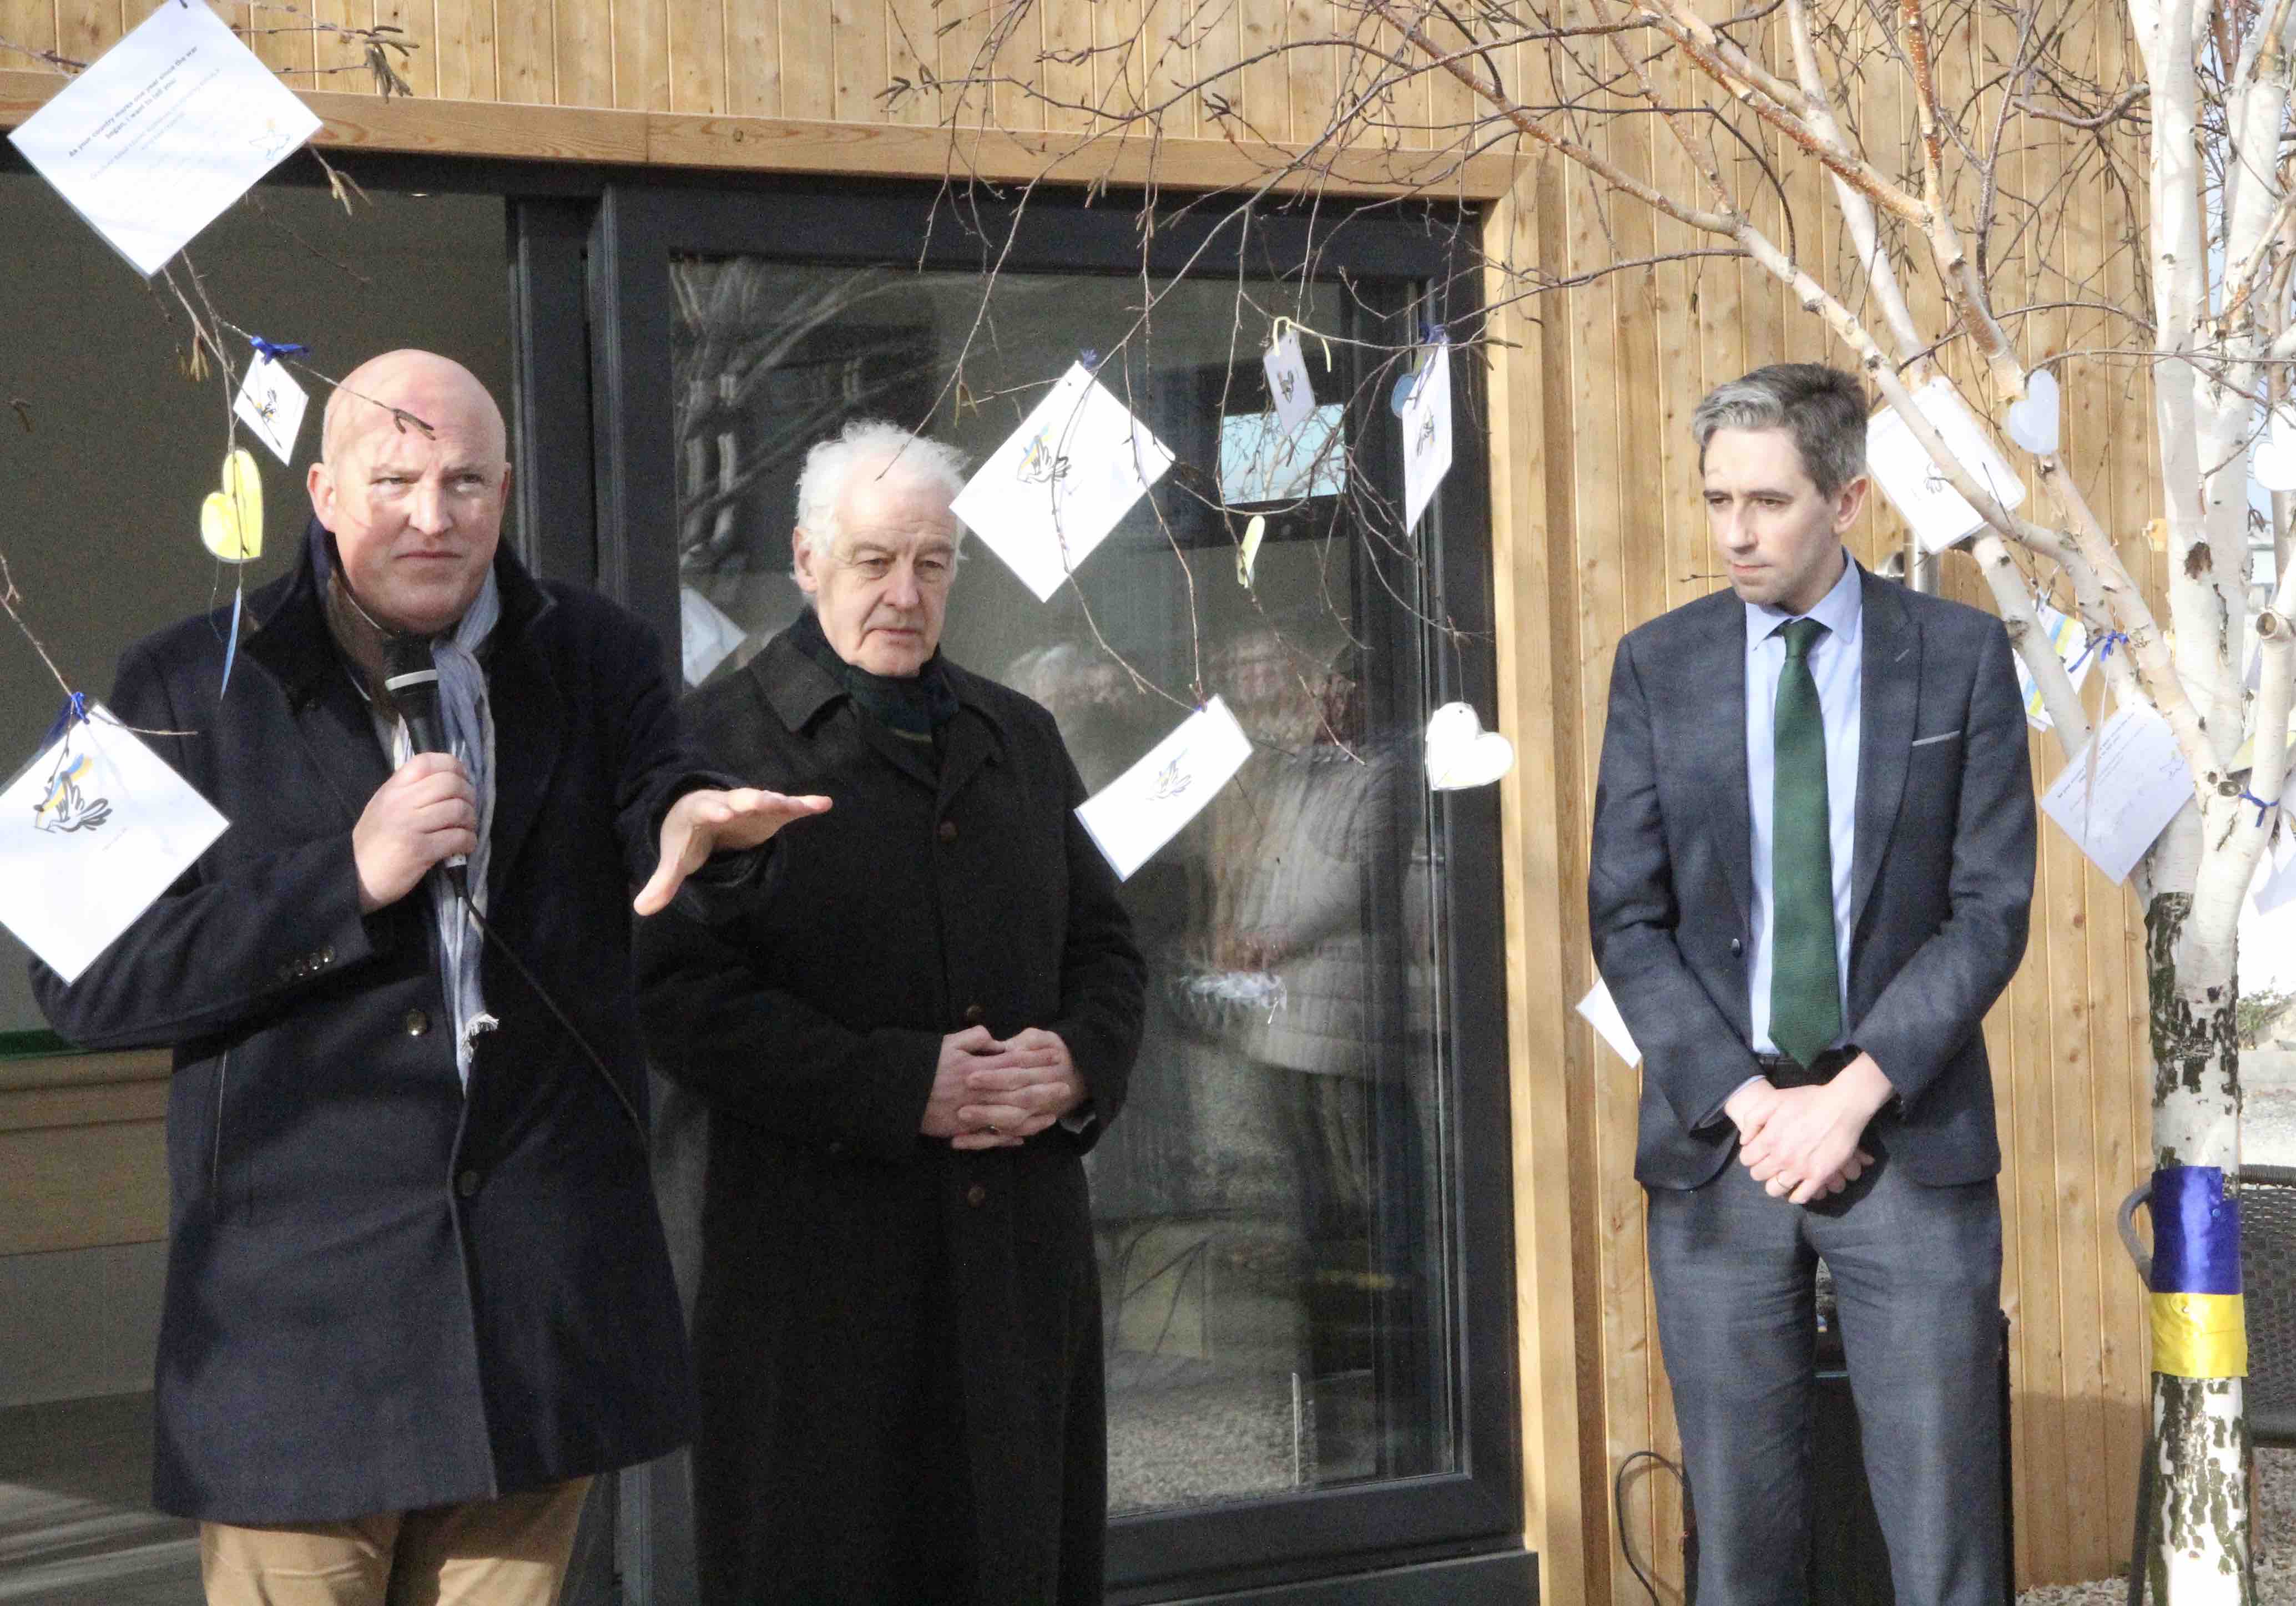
[54,0,120,65]
[884,0,933,125]
[0,0,58,66]
[610,0,667,110]
[1034,0,1091,132]
[780,0,831,118]
[1234,0,1281,142]
[667,0,722,112]
[557,0,611,107]
[370,0,436,102]
[431,0,493,100]
[493,0,550,103]
[724,0,778,117]
[1185,0,1241,148]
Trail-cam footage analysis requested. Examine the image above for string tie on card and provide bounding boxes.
[1269,316,1335,369]
[2242,790,2281,828]
[42,692,90,748]
[2067,629,2128,674]
[249,336,307,364]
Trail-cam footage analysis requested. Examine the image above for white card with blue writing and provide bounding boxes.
[7,0,322,277]
[1401,340,1453,534]
[951,362,1176,602]
[1075,697,1253,881]
[2038,708,2193,885]
[233,356,311,465]
[1263,330,1316,431]
[0,709,229,983]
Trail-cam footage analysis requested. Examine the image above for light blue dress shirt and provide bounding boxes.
[1744,552,1861,1056]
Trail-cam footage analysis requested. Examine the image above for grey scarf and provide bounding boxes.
[391,571,503,1088]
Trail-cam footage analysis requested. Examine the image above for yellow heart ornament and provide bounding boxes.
[200,449,264,563]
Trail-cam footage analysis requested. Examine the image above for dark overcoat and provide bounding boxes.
[32,530,699,1523]
[635,627,1146,1606]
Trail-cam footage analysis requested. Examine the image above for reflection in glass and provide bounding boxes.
[669,257,1455,1514]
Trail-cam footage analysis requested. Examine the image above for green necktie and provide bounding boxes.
[1769,617,1840,1068]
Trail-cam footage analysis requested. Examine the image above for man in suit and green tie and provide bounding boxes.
[1589,363,2037,1603]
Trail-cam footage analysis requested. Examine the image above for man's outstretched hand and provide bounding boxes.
[634,787,831,916]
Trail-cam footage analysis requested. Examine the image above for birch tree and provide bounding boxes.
[909,0,2296,1593]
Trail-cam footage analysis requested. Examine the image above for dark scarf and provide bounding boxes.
[788,605,960,743]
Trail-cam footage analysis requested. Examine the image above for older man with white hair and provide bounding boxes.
[638,419,1146,1605]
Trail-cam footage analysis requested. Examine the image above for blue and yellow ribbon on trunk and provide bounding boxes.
[2149,1165,2248,1378]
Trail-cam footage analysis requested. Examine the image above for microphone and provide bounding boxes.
[380,634,470,898]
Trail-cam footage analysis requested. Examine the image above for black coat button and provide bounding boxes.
[963,1003,987,1027]
[827,1140,847,1156]
[965,1183,987,1207]
[937,819,958,844]
[1730,937,1744,956]
[405,1008,430,1037]
[456,1169,480,1198]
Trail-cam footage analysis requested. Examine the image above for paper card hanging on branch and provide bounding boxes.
[2038,708,2194,885]
[1865,377,2027,554]
[2255,831,2296,916]
[1263,329,1317,432]
[2011,601,2093,730]
[201,450,264,563]
[950,361,1176,603]
[0,705,229,984]
[5,0,321,277]
[2256,407,2296,493]
[1074,697,1254,881]
[233,357,311,465]
[1401,337,1453,535]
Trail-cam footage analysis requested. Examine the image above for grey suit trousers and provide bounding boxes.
[1646,1153,2004,1606]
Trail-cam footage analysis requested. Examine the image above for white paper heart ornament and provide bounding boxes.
[2004,370,2060,455]
[1425,701,1513,790]
[2257,408,2296,492]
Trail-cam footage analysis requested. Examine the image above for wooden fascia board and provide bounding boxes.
[0,70,1516,199]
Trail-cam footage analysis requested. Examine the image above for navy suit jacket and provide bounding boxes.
[1588,564,2037,1189]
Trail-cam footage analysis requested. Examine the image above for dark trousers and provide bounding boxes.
[1646,1152,2004,1606]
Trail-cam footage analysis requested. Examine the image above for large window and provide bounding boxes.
[581,181,1522,1602]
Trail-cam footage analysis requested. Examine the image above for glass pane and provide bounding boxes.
[668,257,1456,1515]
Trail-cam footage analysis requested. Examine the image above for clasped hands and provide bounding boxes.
[1724,1052,1895,1205]
[921,1026,1085,1151]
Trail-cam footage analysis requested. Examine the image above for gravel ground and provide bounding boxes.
[2017,1449,2296,1604]
[2019,1048,2296,1603]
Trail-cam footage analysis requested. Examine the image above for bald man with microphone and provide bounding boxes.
[33,350,827,1606]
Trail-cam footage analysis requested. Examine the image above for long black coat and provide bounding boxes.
[32,533,699,1523]
[635,627,1146,1606]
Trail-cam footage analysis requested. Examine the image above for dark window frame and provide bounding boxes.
[578,177,1523,1604]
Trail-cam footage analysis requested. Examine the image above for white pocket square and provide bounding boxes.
[1910,729,1963,748]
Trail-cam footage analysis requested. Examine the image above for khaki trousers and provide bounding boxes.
[198,1478,593,1606]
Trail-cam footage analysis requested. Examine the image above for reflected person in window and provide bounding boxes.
[1588,365,2035,1604]
[637,420,1147,1605]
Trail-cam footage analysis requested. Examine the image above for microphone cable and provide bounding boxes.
[446,873,648,1140]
